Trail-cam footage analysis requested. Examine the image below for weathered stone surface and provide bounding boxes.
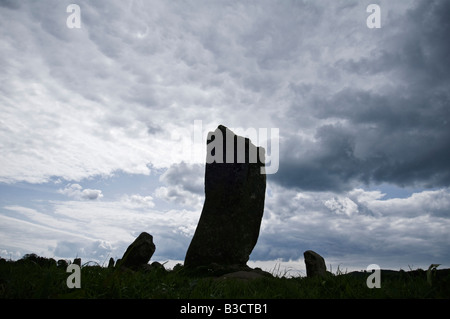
[184,125,266,269]
[119,232,155,270]
[304,250,327,278]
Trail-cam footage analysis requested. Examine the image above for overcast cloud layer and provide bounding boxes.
[1,0,449,272]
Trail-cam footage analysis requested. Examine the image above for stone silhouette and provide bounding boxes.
[107,257,115,268]
[304,250,327,278]
[184,125,266,269]
[73,258,81,267]
[118,232,155,270]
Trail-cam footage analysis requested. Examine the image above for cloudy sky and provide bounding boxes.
[1,0,449,274]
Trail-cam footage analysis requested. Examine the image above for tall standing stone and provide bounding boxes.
[184,125,266,268]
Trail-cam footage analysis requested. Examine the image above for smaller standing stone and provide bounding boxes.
[119,232,155,270]
[108,257,115,268]
[73,258,81,267]
[304,250,327,278]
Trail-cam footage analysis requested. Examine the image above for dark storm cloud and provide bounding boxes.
[272,0,450,192]
[270,126,363,192]
[335,1,450,81]
[0,0,20,9]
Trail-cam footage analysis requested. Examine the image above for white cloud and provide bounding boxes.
[1,184,449,269]
[154,163,205,208]
[252,183,450,269]
[324,197,358,217]
[366,188,450,218]
[58,183,103,200]
[54,240,113,262]
[159,163,204,195]
[121,194,155,208]
[154,185,203,209]
[0,197,201,262]
[0,1,209,184]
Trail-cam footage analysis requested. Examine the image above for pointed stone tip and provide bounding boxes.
[214,125,238,139]
[217,124,229,133]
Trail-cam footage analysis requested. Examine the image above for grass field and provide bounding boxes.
[1,256,449,299]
